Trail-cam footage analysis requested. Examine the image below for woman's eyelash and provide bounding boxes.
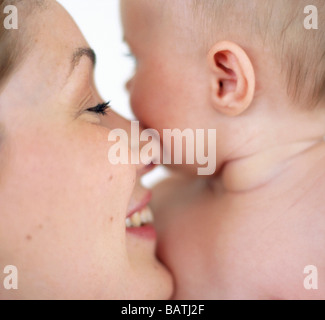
[87,101,111,115]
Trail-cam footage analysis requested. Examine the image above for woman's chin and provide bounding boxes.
[125,234,174,300]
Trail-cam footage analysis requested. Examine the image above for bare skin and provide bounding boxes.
[153,141,325,299]
[0,0,172,299]
[121,0,325,299]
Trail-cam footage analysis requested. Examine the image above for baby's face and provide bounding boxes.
[121,0,223,174]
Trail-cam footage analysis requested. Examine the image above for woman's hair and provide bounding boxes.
[0,0,19,88]
[0,0,45,89]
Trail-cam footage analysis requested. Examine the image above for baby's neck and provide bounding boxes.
[219,137,325,194]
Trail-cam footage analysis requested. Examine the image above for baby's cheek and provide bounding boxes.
[130,69,166,124]
[129,80,152,121]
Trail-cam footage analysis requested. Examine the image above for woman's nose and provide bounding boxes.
[102,109,131,133]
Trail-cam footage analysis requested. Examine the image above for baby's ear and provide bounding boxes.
[207,41,255,116]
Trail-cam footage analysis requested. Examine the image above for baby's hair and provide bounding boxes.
[190,0,325,108]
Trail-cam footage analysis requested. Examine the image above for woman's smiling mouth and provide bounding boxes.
[126,192,157,239]
[126,206,154,228]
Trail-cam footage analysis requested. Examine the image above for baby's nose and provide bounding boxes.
[125,77,133,92]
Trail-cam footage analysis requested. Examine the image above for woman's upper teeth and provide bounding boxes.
[126,207,154,228]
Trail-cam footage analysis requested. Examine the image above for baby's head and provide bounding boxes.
[121,0,325,175]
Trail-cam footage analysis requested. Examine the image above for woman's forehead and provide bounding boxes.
[28,3,89,70]
[0,2,90,107]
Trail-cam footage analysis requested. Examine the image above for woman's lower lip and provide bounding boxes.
[126,224,157,240]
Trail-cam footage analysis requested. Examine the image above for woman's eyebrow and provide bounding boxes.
[70,47,97,74]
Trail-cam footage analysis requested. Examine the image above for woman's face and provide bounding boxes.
[0,1,172,299]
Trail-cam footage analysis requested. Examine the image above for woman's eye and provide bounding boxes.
[86,101,111,115]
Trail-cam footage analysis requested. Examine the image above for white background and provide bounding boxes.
[57,0,169,187]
